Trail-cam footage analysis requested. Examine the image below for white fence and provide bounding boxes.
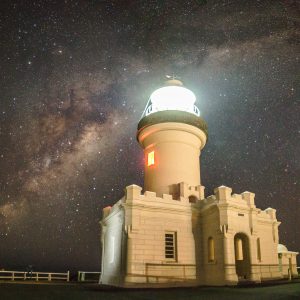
[0,270,70,282]
[77,271,101,282]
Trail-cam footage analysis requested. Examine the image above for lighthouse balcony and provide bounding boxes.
[144,103,200,117]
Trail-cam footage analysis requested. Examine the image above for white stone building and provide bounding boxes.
[99,80,298,286]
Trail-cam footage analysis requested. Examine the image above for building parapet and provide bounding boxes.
[212,186,256,208]
[257,207,277,220]
[265,207,276,219]
[199,186,278,221]
[103,185,278,222]
[96,184,206,215]
[179,182,205,200]
[214,186,232,202]
[123,184,205,206]
[125,184,143,201]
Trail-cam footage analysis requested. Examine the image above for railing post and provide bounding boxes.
[48,273,51,281]
[67,271,70,282]
[24,272,26,280]
[12,272,14,281]
[36,273,39,281]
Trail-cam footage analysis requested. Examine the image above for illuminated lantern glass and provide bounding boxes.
[145,86,200,116]
[147,151,155,166]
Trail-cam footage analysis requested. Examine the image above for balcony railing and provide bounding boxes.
[144,104,200,117]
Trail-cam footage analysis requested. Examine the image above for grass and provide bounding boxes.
[0,281,300,300]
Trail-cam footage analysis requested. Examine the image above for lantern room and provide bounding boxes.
[142,79,200,118]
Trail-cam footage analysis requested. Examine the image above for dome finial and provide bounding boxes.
[165,74,183,87]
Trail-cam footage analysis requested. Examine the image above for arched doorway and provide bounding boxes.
[234,233,251,280]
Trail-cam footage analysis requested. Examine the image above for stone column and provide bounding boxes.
[223,235,238,285]
[249,235,261,283]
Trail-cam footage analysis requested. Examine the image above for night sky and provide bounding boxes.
[0,0,299,272]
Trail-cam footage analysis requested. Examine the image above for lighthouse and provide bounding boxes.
[137,79,207,198]
[99,79,297,287]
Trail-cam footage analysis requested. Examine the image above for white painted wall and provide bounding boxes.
[100,204,125,285]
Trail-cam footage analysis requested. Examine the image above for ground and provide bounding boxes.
[1,282,300,300]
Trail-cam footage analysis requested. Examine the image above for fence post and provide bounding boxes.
[67,271,70,282]
[48,273,51,281]
[24,272,26,280]
[36,273,39,281]
[12,272,14,281]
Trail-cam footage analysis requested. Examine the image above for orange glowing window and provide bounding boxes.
[147,151,155,166]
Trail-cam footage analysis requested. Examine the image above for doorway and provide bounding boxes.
[234,233,251,280]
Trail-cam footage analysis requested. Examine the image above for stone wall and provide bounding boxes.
[100,201,126,285]
[200,186,282,284]
[100,184,297,287]
[123,184,198,285]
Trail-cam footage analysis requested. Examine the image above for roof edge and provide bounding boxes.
[137,110,208,137]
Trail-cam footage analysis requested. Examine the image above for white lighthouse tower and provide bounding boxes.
[99,79,297,287]
[137,79,207,198]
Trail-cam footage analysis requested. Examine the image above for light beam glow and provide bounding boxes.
[145,86,200,116]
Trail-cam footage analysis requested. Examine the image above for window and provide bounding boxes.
[208,237,215,262]
[147,151,155,166]
[257,238,261,262]
[165,232,177,260]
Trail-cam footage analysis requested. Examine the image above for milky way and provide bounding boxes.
[0,0,299,271]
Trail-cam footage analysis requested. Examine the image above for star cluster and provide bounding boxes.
[0,0,299,271]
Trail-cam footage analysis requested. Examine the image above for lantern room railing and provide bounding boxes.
[144,103,200,118]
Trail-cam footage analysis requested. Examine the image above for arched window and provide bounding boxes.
[257,238,261,262]
[189,195,197,203]
[208,237,215,262]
